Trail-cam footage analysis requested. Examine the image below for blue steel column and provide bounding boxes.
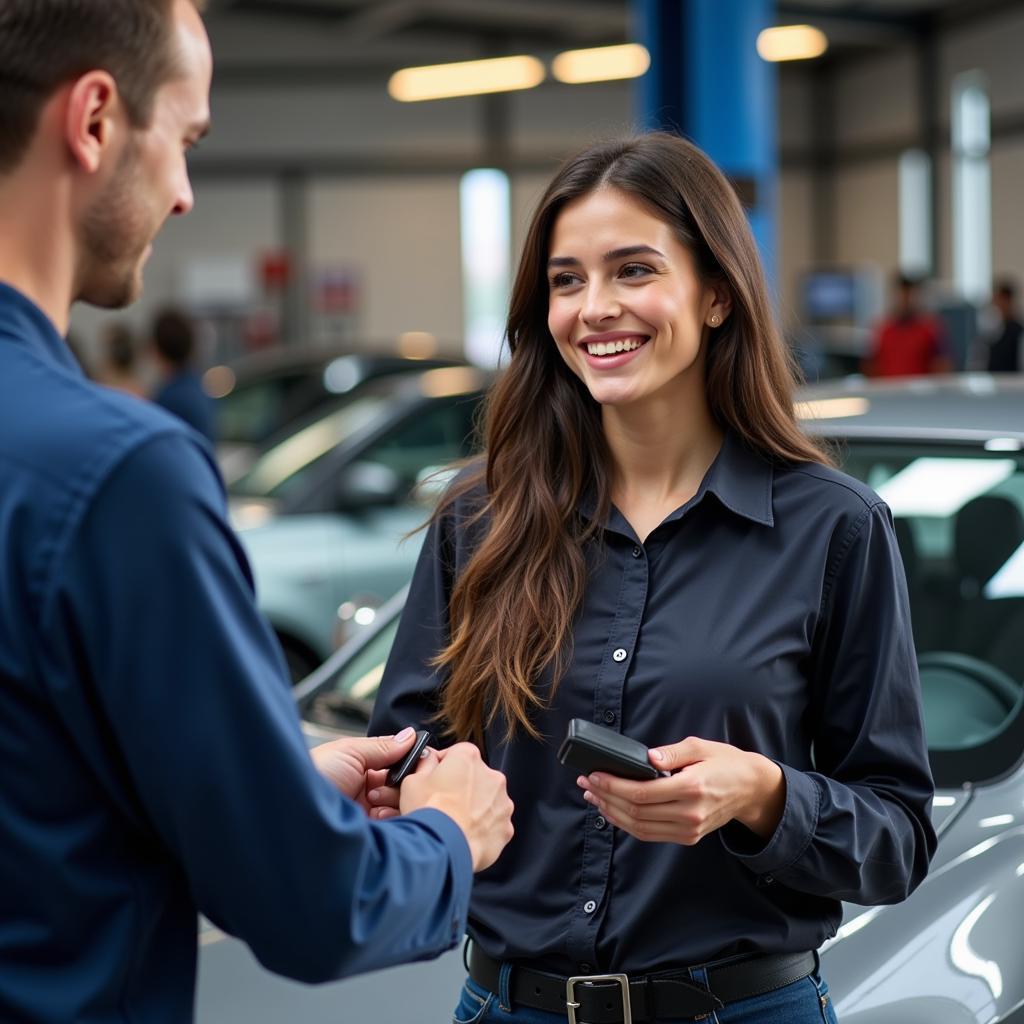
[634,0,778,280]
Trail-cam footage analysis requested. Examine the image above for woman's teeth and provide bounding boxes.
[585,337,646,356]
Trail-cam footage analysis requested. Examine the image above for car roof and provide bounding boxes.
[798,374,1024,443]
[225,347,461,383]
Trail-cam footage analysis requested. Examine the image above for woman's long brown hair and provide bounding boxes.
[433,132,832,747]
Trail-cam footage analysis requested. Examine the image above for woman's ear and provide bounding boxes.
[705,279,734,328]
[64,71,121,174]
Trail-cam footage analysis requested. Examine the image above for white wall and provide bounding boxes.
[306,177,464,350]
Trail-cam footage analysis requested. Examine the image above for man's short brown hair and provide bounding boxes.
[0,0,202,174]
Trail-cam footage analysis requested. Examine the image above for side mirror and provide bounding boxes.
[334,461,404,511]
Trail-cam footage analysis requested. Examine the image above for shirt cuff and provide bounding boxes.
[719,762,820,883]
[405,807,474,945]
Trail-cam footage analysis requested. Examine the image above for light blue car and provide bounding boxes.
[228,366,489,680]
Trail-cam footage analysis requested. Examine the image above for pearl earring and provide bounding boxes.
[710,314,721,327]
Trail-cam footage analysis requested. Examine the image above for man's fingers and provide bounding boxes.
[338,728,418,771]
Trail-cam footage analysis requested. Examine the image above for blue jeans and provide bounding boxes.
[451,960,839,1024]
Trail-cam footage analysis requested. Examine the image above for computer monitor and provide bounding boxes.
[802,270,858,323]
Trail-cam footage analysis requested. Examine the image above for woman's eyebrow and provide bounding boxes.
[547,245,665,269]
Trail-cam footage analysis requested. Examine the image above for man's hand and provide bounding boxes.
[311,727,418,818]
[398,743,514,872]
[577,736,785,845]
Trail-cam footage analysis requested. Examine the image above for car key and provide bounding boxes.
[385,730,432,787]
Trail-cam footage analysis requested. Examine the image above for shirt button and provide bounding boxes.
[612,648,627,662]
[631,545,642,558]
[594,815,608,830]
[583,900,597,914]
[603,709,616,724]
[580,963,594,974]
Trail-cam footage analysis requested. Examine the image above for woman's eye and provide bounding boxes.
[550,272,580,289]
[620,262,653,279]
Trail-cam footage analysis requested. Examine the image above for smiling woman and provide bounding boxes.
[369,132,937,1024]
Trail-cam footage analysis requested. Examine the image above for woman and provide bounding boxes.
[368,133,935,1023]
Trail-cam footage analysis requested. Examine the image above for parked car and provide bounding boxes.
[207,347,460,482]
[230,365,489,681]
[198,374,1024,1023]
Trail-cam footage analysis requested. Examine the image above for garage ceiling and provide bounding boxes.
[201,0,1015,85]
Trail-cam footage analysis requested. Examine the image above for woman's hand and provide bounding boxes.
[577,736,786,845]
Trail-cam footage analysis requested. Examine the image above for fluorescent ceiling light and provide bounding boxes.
[552,43,650,84]
[756,25,828,62]
[875,457,1015,518]
[389,56,545,102]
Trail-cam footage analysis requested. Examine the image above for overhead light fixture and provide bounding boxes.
[552,43,651,84]
[388,55,545,102]
[756,25,828,62]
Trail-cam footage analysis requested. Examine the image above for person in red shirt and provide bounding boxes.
[864,274,953,377]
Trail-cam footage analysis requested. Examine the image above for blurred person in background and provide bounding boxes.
[983,279,1023,372]
[95,319,147,396]
[863,273,952,377]
[150,305,217,441]
[0,1,513,1021]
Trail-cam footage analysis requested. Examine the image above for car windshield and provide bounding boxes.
[230,394,392,501]
[839,439,1024,786]
[216,368,332,446]
[304,438,1024,789]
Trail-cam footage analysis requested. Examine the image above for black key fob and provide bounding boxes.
[386,730,432,787]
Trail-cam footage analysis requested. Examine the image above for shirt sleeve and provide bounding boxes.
[720,502,937,905]
[40,432,471,983]
[369,513,455,743]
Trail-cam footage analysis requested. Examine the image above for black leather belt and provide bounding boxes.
[468,944,816,1023]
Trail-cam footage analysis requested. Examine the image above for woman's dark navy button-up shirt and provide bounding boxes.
[370,432,937,975]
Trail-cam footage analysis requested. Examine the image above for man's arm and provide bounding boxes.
[40,431,474,983]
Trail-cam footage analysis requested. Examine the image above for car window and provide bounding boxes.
[841,441,1024,784]
[216,372,323,446]
[231,394,391,499]
[354,395,479,499]
[304,616,402,730]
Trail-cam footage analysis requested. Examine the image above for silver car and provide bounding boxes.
[198,374,1024,1022]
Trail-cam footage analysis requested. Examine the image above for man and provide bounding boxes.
[150,306,217,441]
[863,274,952,377]
[984,279,1023,373]
[0,2,513,1021]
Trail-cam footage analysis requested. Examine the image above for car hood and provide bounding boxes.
[821,780,1024,1022]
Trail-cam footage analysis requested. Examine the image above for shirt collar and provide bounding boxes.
[702,430,775,527]
[577,429,775,529]
[0,280,83,377]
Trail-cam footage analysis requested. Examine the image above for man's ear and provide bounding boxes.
[64,71,121,174]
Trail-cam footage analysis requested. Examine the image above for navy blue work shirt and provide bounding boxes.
[153,368,217,444]
[0,282,472,1022]
[370,432,937,975]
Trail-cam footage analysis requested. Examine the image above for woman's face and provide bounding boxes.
[546,186,726,410]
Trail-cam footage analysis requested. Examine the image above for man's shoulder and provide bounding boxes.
[0,355,202,500]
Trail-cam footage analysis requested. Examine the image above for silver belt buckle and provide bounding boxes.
[566,973,632,1024]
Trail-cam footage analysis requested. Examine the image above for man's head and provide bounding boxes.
[0,0,211,309]
[894,273,924,316]
[152,307,196,372]
[994,279,1017,320]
